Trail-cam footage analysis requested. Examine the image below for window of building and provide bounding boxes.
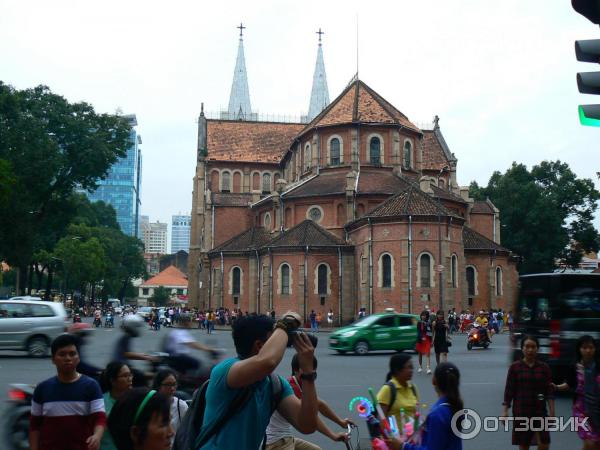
[439,178,445,189]
[330,138,340,166]
[307,206,323,223]
[403,141,412,169]
[263,212,272,230]
[262,173,271,193]
[382,254,392,288]
[142,288,149,296]
[466,266,476,297]
[317,264,328,295]
[451,254,458,288]
[221,171,231,192]
[281,264,290,295]
[304,144,312,171]
[420,253,431,288]
[370,137,381,165]
[232,267,241,295]
[496,267,503,296]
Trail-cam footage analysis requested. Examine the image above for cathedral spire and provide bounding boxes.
[227,23,252,120]
[307,28,330,121]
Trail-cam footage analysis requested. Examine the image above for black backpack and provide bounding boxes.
[173,374,283,450]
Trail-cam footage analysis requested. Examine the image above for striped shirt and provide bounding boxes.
[30,375,106,450]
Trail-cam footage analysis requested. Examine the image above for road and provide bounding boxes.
[0,317,581,450]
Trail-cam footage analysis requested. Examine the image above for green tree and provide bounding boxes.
[150,286,171,307]
[470,161,600,273]
[0,82,130,294]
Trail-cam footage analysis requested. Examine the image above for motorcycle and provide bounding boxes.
[104,313,114,328]
[467,326,491,350]
[2,384,34,450]
[93,317,102,328]
[72,313,82,323]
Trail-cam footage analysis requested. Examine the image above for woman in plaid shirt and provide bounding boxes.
[503,335,555,450]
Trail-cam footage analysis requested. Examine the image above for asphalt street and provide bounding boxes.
[0,317,581,450]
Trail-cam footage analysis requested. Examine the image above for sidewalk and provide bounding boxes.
[188,324,342,334]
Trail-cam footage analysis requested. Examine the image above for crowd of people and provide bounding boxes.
[26,305,600,450]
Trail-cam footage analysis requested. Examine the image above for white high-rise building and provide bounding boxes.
[141,220,168,254]
[171,214,191,253]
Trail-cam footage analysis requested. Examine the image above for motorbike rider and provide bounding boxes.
[163,313,218,374]
[112,314,158,387]
[474,310,491,342]
[67,322,103,381]
[93,307,102,327]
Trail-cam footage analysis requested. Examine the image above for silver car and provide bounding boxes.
[0,299,68,357]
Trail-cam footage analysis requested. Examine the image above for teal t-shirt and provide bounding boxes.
[100,392,116,450]
[199,357,293,449]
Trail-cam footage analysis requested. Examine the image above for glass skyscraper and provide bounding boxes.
[87,114,142,237]
[171,215,191,253]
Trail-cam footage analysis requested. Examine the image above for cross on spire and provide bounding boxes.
[237,22,246,38]
[316,28,324,44]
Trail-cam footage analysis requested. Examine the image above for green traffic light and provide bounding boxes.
[579,105,600,126]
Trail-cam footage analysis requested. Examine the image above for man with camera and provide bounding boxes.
[198,311,319,449]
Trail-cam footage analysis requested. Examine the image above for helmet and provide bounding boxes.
[68,322,93,335]
[121,314,145,336]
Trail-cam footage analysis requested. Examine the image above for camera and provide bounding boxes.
[287,329,318,348]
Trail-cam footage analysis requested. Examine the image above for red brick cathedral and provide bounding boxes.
[188,31,518,323]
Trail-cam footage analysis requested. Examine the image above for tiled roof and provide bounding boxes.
[357,168,412,195]
[283,170,347,198]
[364,186,453,218]
[299,80,421,135]
[210,227,272,254]
[206,120,304,163]
[142,266,187,287]
[463,227,509,252]
[421,130,452,171]
[268,220,346,248]
[471,201,495,214]
[211,193,254,207]
[431,185,467,204]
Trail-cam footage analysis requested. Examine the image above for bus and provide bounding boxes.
[511,272,600,382]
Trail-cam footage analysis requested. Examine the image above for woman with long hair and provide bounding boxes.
[107,387,174,450]
[377,354,419,428]
[503,335,554,450]
[416,311,432,374]
[153,369,189,446]
[553,335,600,450]
[432,310,449,366]
[100,362,133,450]
[387,362,463,450]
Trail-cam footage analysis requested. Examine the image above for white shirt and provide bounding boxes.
[166,329,194,355]
[170,397,189,445]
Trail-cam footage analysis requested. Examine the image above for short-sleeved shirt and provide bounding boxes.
[111,334,132,363]
[30,375,106,450]
[100,392,116,450]
[166,329,194,355]
[199,357,293,449]
[377,377,419,425]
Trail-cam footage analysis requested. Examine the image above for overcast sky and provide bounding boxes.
[2,0,599,247]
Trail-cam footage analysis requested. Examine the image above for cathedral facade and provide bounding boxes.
[187,31,519,324]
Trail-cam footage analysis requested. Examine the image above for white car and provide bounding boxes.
[114,306,123,314]
[0,299,68,356]
[137,306,153,321]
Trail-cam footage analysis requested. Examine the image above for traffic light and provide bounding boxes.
[572,0,600,126]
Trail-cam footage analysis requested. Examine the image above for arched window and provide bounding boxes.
[252,172,260,191]
[233,172,242,193]
[232,267,241,295]
[304,144,311,171]
[496,267,503,296]
[281,264,290,295]
[262,173,271,193]
[370,137,381,165]
[403,141,412,169]
[330,138,340,166]
[382,254,392,288]
[317,264,328,295]
[263,212,271,230]
[466,266,476,297]
[221,171,231,192]
[451,255,458,288]
[420,254,431,288]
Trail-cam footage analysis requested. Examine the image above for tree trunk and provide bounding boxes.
[118,277,130,302]
[45,266,53,301]
[27,263,34,295]
[35,264,46,291]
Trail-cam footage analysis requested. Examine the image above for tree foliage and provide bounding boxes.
[0,82,130,289]
[470,161,600,273]
[150,286,171,307]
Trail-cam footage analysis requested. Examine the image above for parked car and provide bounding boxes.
[137,306,154,322]
[0,299,68,357]
[328,309,418,355]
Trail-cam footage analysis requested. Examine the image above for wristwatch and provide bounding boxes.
[274,320,288,332]
[300,371,317,382]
